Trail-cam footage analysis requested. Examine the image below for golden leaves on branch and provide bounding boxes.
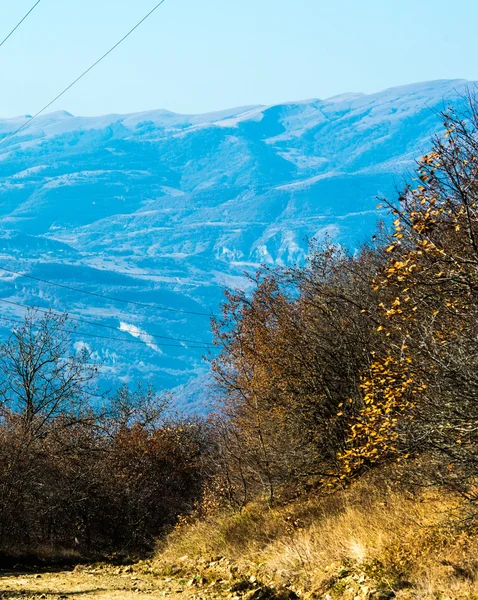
[339,352,422,475]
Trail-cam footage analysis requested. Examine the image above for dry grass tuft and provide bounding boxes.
[155,476,478,598]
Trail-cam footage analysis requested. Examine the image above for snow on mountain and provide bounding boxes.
[0,79,473,411]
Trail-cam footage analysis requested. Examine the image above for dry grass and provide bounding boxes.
[155,476,478,599]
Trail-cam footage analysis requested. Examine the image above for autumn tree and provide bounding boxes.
[0,309,98,440]
[210,243,384,503]
[340,97,478,501]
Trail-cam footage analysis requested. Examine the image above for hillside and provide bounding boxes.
[0,79,473,408]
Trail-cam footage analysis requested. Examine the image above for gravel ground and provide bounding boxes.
[0,563,229,600]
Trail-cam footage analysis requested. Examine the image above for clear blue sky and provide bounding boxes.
[0,0,476,117]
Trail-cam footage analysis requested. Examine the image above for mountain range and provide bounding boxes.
[0,79,473,410]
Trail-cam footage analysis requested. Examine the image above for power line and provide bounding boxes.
[66,328,208,350]
[0,265,215,317]
[0,0,217,328]
[0,1,42,50]
[0,313,100,365]
[0,312,210,351]
[0,297,213,347]
[0,0,218,322]
[0,0,168,148]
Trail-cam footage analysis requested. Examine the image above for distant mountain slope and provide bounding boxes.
[0,79,473,410]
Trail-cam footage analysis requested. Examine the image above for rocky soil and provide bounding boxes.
[0,561,297,600]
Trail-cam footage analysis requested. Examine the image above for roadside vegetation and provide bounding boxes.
[1,99,478,598]
[0,310,211,555]
[159,98,478,598]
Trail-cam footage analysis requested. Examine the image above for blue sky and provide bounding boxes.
[0,0,476,117]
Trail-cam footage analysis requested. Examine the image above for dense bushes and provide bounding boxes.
[0,311,210,554]
[0,399,209,554]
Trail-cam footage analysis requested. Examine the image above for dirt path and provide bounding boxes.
[0,563,229,599]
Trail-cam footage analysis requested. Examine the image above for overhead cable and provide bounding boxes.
[0,1,42,50]
[0,0,168,148]
[0,265,215,317]
[0,296,212,345]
